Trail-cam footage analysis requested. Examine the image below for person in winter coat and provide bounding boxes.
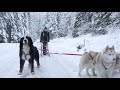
[40,27,50,55]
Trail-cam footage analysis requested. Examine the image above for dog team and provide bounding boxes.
[78,45,120,78]
[18,36,120,78]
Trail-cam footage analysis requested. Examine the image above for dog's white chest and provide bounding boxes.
[22,54,31,60]
[103,62,114,69]
[22,45,30,54]
[22,45,31,60]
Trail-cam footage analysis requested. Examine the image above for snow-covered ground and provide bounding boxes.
[0,32,120,78]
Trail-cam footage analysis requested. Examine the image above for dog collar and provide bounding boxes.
[101,61,107,70]
[101,61,114,70]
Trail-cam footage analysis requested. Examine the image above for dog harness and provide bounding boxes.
[101,60,114,70]
[101,61,108,70]
[89,52,99,60]
[97,53,113,70]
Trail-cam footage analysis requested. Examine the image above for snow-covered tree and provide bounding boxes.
[1,12,120,43]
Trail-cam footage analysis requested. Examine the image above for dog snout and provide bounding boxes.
[24,39,27,43]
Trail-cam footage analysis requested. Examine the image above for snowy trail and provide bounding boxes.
[0,44,19,78]
[1,33,120,78]
[45,55,73,78]
[32,42,79,78]
[0,41,80,78]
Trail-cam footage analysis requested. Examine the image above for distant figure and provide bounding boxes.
[77,39,85,52]
[40,27,50,55]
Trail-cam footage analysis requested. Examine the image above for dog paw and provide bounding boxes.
[18,72,22,75]
[31,72,35,75]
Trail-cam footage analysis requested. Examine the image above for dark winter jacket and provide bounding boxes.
[40,31,50,42]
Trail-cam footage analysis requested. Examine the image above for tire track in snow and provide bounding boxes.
[34,41,78,78]
[36,54,73,78]
[49,45,80,78]
[51,54,74,78]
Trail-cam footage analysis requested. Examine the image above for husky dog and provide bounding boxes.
[78,52,92,77]
[78,51,98,77]
[78,45,116,78]
[93,45,116,78]
[86,51,98,77]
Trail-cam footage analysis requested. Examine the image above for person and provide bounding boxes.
[40,27,50,55]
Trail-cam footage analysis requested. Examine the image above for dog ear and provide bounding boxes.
[29,37,33,45]
[20,37,23,48]
[89,53,92,59]
[106,45,109,50]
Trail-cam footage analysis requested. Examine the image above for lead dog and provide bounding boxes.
[78,45,116,78]
[93,45,116,78]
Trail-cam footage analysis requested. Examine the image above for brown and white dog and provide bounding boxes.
[78,50,98,77]
[92,45,116,78]
[78,45,116,78]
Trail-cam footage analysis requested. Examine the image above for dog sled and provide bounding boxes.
[41,41,50,57]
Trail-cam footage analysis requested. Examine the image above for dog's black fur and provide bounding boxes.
[19,36,40,74]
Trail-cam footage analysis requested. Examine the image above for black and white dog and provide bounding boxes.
[19,36,40,75]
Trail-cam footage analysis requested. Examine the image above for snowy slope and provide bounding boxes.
[0,32,120,78]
